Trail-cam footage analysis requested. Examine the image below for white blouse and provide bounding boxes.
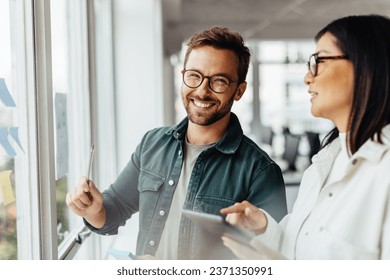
[257,125,390,259]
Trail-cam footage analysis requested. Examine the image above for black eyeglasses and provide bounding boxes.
[307,53,349,76]
[181,69,238,93]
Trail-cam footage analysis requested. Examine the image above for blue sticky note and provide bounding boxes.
[0,127,16,157]
[9,127,25,153]
[0,78,16,107]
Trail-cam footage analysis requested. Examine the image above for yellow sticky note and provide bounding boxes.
[0,170,15,206]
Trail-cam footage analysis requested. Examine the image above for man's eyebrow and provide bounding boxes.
[185,69,235,79]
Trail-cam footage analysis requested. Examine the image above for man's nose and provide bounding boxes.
[197,77,213,96]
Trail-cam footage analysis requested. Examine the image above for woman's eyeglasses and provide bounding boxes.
[307,53,349,76]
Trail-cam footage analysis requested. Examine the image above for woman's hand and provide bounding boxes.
[220,200,267,234]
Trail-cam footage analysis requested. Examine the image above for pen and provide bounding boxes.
[87,144,95,183]
[85,144,95,200]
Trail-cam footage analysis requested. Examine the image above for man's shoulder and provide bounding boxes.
[239,135,274,162]
[137,125,176,147]
[144,125,176,137]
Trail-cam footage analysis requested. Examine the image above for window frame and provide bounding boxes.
[9,0,57,260]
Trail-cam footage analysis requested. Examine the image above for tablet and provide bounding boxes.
[182,209,254,246]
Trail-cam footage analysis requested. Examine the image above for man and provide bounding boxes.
[66,26,287,259]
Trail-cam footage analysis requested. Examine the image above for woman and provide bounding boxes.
[220,14,390,260]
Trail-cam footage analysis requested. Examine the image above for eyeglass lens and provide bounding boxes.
[309,55,317,76]
[183,70,231,93]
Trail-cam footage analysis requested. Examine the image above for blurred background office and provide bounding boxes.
[0,0,389,260]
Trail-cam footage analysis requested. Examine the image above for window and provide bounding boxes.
[0,0,95,260]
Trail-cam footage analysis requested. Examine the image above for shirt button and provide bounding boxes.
[159,210,165,216]
[352,159,358,165]
[328,192,333,197]
[168,179,174,186]
[149,240,155,247]
[178,150,182,156]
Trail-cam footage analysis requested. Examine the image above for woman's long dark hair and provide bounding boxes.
[316,15,390,154]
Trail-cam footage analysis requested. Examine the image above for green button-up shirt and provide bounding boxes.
[87,113,287,259]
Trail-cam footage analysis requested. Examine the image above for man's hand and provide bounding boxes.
[65,177,105,228]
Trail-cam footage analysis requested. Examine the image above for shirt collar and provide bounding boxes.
[353,124,390,163]
[168,112,243,154]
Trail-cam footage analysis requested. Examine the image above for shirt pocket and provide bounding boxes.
[137,169,165,217]
[138,169,165,192]
[193,195,237,215]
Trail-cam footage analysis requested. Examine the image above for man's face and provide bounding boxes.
[182,45,246,126]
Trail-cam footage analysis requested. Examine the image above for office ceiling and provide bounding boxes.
[162,0,390,55]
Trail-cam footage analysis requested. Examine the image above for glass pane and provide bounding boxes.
[0,0,17,259]
[51,0,91,248]
[51,0,70,246]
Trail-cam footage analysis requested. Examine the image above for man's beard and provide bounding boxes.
[183,94,235,126]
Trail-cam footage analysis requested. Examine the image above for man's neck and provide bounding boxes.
[186,114,230,145]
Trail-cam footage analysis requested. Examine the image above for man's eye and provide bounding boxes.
[213,77,229,84]
[188,72,201,79]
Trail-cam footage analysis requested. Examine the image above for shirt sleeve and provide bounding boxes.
[85,141,143,235]
[254,210,290,252]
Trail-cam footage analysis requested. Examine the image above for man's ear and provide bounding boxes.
[234,81,247,101]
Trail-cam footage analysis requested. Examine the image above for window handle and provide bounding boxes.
[77,228,91,244]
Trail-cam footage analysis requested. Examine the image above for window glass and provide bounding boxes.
[0,0,18,260]
[50,0,91,248]
[51,0,70,246]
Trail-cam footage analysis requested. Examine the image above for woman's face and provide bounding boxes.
[304,32,355,132]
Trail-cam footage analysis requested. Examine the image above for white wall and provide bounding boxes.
[113,0,164,169]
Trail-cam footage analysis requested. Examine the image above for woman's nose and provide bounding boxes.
[304,70,313,85]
